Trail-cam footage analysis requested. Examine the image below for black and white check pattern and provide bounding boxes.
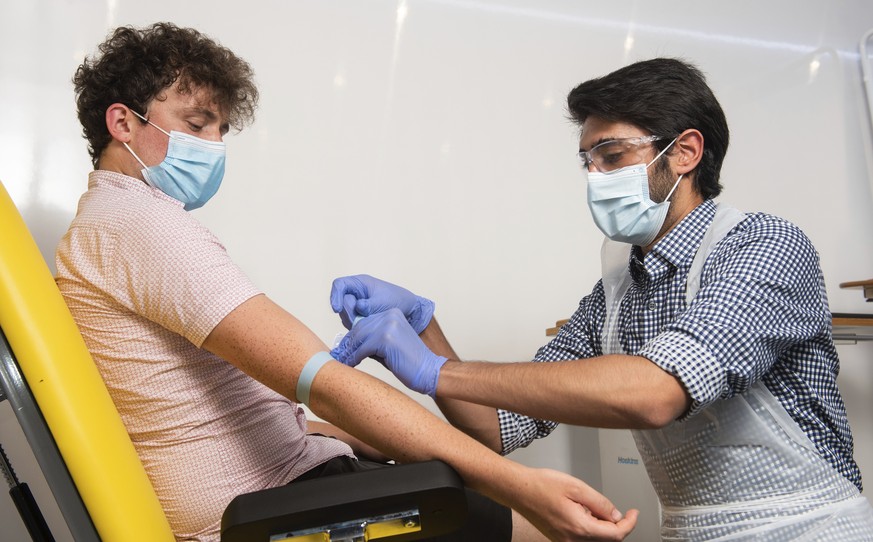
[497,199,862,492]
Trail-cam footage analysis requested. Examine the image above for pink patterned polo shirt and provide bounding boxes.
[55,170,351,541]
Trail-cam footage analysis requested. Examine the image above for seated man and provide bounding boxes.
[56,22,636,542]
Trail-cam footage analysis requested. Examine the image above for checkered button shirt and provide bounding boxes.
[497,199,862,491]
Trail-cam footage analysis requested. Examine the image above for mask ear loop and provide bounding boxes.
[122,142,148,169]
[664,173,685,202]
[645,136,678,168]
[646,136,684,202]
[123,107,167,189]
[129,109,172,137]
[122,141,160,189]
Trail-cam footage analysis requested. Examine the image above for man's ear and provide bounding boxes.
[105,103,136,143]
[673,129,704,175]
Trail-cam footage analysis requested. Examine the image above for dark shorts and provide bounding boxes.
[295,456,512,542]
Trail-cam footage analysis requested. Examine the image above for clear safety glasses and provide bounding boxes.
[577,135,667,173]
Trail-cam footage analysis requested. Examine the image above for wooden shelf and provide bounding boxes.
[833,314,873,327]
[546,319,569,337]
[839,279,873,302]
[833,313,873,343]
[545,314,873,342]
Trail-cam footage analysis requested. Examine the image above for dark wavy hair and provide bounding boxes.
[567,58,729,200]
[73,22,259,166]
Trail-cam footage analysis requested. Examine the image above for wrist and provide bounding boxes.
[421,354,448,398]
[465,455,532,511]
[433,358,461,397]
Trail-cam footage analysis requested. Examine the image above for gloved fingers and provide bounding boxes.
[338,293,360,330]
[330,311,398,366]
[410,297,435,334]
[329,275,369,313]
[330,331,366,368]
[329,278,348,313]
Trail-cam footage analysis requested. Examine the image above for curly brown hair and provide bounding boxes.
[73,22,259,167]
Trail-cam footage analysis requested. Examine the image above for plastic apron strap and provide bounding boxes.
[685,204,747,305]
[600,237,633,355]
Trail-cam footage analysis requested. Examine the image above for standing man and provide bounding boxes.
[331,58,873,540]
[57,22,637,542]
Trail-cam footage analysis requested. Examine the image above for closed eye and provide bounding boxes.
[600,150,624,165]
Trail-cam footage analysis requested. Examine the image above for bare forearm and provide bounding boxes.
[308,362,526,506]
[420,318,502,452]
[437,355,691,429]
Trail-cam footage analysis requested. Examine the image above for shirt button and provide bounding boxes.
[647,300,658,311]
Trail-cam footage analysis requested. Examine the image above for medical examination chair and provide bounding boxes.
[0,180,466,542]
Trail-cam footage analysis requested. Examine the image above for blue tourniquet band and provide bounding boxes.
[297,351,334,406]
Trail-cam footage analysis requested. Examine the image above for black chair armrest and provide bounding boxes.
[221,460,467,542]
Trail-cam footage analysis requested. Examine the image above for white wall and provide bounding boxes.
[1,1,872,540]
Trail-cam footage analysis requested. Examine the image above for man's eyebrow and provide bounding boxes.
[183,107,218,120]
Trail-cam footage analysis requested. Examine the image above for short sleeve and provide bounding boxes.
[105,206,262,347]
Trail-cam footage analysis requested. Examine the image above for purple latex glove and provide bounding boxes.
[330,309,447,397]
[330,275,435,333]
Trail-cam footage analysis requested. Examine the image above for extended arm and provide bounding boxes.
[419,318,503,452]
[203,294,637,541]
[329,274,687,439]
[438,355,690,429]
[333,309,689,430]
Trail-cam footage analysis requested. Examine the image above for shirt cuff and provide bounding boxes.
[638,331,726,419]
[497,408,558,456]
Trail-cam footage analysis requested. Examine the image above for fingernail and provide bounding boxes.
[612,509,623,522]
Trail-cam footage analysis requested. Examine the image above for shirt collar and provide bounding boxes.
[88,170,183,208]
[644,199,717,271]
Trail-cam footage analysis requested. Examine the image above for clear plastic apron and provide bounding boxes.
[600,204,873,541]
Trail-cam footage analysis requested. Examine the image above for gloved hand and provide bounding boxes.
[330,308,447,397]
[330,274,435,333]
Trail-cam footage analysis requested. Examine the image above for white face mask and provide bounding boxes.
[585,138,682,246]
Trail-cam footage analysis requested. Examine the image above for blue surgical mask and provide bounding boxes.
[123,110,226,211]
[585,138,682,246]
